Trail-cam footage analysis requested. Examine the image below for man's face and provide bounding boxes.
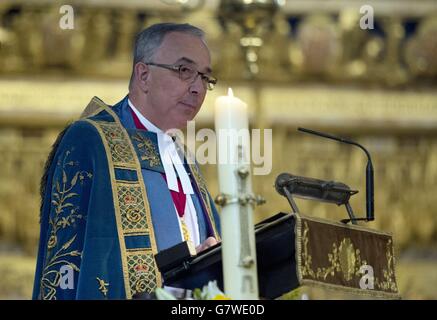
[143,32,212,131]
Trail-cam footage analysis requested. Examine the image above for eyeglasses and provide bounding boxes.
[145,62,217,91]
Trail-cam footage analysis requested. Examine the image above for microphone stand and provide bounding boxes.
[298,127,375,223]
[282,186,300,214]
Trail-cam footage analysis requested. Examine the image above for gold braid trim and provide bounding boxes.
[83,97,161,299]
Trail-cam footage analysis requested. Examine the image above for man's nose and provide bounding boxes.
[189,74,205,95]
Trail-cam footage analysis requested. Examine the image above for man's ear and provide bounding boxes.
[134,62,150,91]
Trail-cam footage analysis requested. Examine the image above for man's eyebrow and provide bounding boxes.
[176,57,212,74]
[176,57,195,64]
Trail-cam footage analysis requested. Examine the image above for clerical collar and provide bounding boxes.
[128,98,163,134]
[127,98,194,196]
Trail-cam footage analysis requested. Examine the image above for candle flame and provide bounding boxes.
[228,87,234,97]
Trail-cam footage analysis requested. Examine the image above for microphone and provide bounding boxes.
[297,127,374,222]
[275,173,356,205]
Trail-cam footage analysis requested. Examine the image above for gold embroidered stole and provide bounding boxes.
[83,97,161,299]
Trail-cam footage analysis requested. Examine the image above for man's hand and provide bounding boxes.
[195,237,219,253]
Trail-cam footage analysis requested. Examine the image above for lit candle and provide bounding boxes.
[214,88,259,300]
[214,88,249,148]
[214,88,250,190]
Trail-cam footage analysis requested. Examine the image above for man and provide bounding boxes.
[33,23,221,300]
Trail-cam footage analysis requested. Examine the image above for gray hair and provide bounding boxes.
[132,22,206,65]
[129,23,206,89]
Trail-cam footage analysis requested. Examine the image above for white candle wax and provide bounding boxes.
[214,88,248,135]
[214,88,258,300]
[214,88,250,193]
